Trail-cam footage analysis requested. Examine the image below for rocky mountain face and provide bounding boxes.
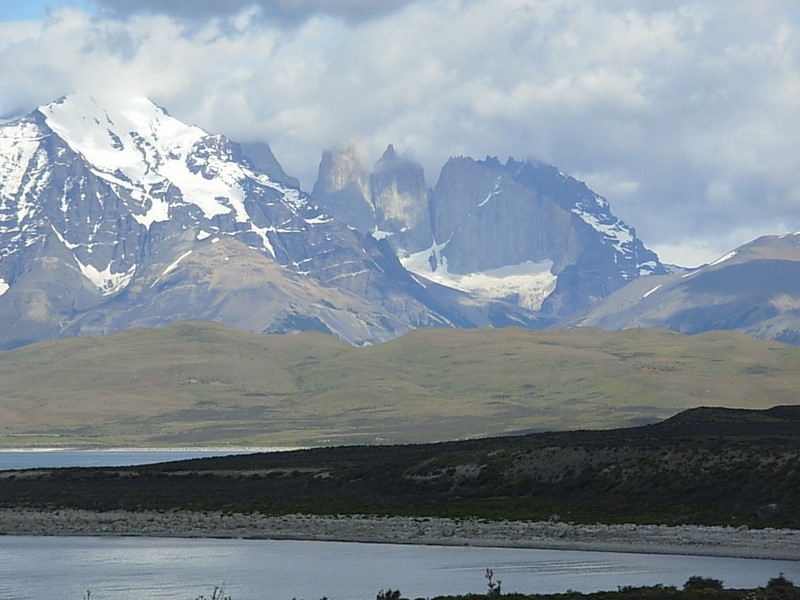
[313,147,667,316]
[369,145,433,254]
[307,143,800,345]
[311,142,373,233]
[2,94,796,350]
[561,233,800,344]
[313,142,433,253]
[0,94,542,349]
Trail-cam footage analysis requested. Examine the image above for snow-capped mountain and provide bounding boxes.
[561,233,800,343]
[7,93,794,350]
[0,93,542,349]
[313,146,667,317]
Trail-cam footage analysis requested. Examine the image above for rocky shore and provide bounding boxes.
[1,509,798,560]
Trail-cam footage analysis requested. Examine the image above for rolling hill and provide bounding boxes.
[0,320,798,448]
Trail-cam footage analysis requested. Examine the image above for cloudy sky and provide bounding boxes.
[1,0,799,267]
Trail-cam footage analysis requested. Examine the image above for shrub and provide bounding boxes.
[767,573,795,589]
[683,576,724,591]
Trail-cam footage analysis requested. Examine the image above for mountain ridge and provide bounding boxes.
[313,144,668,316]
[0,93,546,348]
[563,233,800,343]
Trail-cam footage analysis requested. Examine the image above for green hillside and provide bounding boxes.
[2,406,799,528]
[0,321,797,448]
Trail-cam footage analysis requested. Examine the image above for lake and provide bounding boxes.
[1,535,799,600]
[0,449,260,470]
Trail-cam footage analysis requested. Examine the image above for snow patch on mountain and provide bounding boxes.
[0,120,40,202]
[0,278,8,296]
[39,93,253,227]
[249,224,276,258]
[40,95,197,184]
[638,260,659,275]
[403,243,556,310]
[571,201,634,254]
[370,227,393,240]
[160,157,247,221]
[403,239,450,273]
[304,215,334,225]
[75,259,136,295]
[162,250,193,277]
[478,177,502,207]
[709,250,737,267]
[642,284,662,299]
[130,193,170,229]
[50,224,79,249]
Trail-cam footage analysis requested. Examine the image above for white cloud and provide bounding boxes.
[0,22,40,51]
[652,220,796,269]
[1,0,799,267]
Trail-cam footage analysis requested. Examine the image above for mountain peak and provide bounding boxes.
[378,143,398,163]
[35,92,258,231]
[40,92,169,134]
[38,93,201,199]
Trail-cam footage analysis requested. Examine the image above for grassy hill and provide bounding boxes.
[2,406,799,528]
[0,321,798,447]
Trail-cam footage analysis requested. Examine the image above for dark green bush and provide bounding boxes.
[767,573,796,589]
[683,576,724,591]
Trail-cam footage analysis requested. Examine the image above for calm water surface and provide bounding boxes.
[0,450,258,470]
[2,536,799,600]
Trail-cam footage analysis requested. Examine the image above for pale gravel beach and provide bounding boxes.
[1,509,798,560]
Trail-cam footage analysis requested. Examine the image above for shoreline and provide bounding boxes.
[1,509,798,561]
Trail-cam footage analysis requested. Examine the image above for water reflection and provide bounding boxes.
[1,536,798,600]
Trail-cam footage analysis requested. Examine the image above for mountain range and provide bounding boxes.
[0,93,798,349]
[312,142,667,316]
[0,94,545,349]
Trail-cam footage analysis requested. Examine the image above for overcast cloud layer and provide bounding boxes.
[1,0,799,266]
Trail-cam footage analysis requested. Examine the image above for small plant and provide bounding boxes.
[486,568,502,597]
[683,575,724,591]
[196,584,231,600]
